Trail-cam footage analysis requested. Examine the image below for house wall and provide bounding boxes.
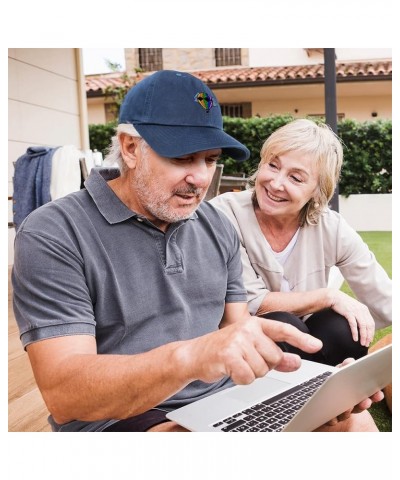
[125,48,249,73]
[87,79,391,124]
[125,48,392,71]
[87,97,107,124]
[92,48,391,124]
[8,48,88,264]
[213,81,392,121]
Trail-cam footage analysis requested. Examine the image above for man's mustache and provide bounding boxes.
[173,186,204,197]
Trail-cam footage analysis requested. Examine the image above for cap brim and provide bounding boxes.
[134,124,250,162]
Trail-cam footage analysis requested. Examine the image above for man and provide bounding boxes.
[12,70,381,432]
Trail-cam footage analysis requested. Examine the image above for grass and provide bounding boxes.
[340,231,392,432]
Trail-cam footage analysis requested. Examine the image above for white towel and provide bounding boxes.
[50,145,82,200]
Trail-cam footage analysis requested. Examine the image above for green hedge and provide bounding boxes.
[337,119,392,196]
[89,122,118,158]
[89,116,392,196]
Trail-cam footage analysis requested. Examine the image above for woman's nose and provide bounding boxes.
[270,174,285,190]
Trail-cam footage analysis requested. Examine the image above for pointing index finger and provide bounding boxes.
[261,318,323,353]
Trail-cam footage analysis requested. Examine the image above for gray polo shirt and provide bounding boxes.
[12,169,247,431]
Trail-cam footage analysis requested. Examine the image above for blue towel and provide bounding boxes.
[13,146,59,230]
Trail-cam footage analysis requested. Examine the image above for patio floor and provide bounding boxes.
[8,266,51,432]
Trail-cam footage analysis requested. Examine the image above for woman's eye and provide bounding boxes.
[269,162,278,169]
[291,175,302,183]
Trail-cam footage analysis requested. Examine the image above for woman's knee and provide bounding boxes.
[306,309,368,365]
[261,311,310,334]
[260,311,313,359]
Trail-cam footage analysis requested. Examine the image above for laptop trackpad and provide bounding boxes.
[227,377,290,404]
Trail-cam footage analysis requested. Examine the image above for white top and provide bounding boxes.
[265,228,299,292]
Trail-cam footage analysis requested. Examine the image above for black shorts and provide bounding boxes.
[103,409,169,432]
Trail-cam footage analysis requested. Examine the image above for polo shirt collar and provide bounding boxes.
[84,168,199,225]
[85,169,136,224]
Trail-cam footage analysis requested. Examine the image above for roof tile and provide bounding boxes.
[86,60,392,95]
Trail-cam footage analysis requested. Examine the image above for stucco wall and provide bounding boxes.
[8,48,87,264]
[213,81,392,122]
[87,97,107,124]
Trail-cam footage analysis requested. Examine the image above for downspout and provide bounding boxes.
[75,48,90,151]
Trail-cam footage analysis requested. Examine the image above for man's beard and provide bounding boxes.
[132,158,206,224]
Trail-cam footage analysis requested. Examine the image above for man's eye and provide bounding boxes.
[206,157,219,164]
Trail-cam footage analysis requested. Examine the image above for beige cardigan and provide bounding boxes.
[210,190,392,330]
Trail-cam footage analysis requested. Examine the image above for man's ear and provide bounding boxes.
[120,133,141,169]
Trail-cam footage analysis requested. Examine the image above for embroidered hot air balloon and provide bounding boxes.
[194,92,214,113]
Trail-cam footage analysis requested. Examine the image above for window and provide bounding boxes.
[139,48,163,71]
[220,103,251,118]
[215,48,241,67]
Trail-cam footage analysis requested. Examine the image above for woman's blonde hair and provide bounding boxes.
[248,118,343,226]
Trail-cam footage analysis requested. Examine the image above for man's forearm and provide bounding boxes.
[28,338,192,425]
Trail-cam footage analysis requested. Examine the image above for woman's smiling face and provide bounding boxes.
[255,150,320,220]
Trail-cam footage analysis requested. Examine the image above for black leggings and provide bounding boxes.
[262,309,368,366]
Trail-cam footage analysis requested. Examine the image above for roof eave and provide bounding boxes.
[87,90,109,98]
[206,74,392,89]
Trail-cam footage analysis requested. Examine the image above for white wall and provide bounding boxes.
[8,48,88,264]
[248,48,392,67]
[339,194,391,231]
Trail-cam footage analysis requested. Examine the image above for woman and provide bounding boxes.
[210,119,392,365]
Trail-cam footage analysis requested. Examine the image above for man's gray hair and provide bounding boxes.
[103,124,147,174]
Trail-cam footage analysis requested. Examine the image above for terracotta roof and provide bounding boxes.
[86,60,392,96]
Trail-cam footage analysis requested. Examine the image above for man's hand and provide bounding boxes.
[323,357,384,426]
[178,317,323,385]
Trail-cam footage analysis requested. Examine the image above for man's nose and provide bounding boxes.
[185,161,211,187]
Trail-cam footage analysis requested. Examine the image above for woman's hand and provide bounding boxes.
[328,290,375,346]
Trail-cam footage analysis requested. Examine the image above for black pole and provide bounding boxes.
[324,48,339,212]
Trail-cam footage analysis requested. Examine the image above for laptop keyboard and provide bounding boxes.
[212,371,332,432]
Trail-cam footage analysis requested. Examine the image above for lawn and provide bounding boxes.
[340,231,392,432]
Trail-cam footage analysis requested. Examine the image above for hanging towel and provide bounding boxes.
[50,145,82,200]
[13,146,59,230]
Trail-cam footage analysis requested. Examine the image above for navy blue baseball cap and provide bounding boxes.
[119,70,250,161]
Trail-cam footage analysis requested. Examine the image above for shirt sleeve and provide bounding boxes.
[12,228,96,349]
[334,215,392,330]
[207,203,248,305]
[238,241,269,314]
[210,193,269,314]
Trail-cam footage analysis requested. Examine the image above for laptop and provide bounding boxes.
[167,344,392,432]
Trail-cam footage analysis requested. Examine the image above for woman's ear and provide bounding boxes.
[119,133,141,169]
